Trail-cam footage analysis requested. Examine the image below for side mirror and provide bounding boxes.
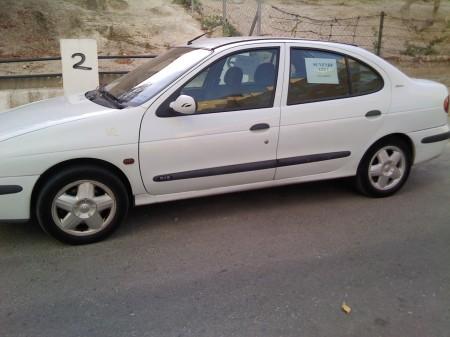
[169,95,196,115]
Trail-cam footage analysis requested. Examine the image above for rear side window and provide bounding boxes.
[348,58,383,95]
[288,49,349,105]
[288,48,383,105]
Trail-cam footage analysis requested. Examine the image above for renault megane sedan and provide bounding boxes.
[0,37,449,244]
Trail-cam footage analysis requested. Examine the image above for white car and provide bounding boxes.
[1,37,449,244]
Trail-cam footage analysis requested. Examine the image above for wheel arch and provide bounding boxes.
[30,158,134,218]
[363,133,415,165]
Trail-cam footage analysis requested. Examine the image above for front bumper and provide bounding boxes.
[408,124,450,164]
[0,175,39,221]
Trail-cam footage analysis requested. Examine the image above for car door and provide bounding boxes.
[275,43,390,180]
[139,44,285,195]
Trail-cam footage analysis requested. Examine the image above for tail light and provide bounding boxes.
[445,96,449,114]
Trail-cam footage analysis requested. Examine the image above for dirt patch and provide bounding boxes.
[0,0,202,58]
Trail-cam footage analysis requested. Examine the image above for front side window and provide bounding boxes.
[288,48,383,105]
[103,47,211,107]
[177,48,279,114]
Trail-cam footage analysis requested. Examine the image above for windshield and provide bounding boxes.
[104,47,211,107]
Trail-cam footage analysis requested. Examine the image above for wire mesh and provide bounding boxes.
[266,5,449,57]
[196,1,449,57]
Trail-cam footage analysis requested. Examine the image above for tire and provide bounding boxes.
[35,165,129,244]
[355,137,412,197]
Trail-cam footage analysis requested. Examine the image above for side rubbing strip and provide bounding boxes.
[153,151,351,182]
[421,131,450,144]
[0,185,23,195]
[154,160,277,182]
[277,151,351,167]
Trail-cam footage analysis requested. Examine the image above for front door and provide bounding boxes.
[139,44,285,195]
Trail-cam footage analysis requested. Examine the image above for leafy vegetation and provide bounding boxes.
[201,15,240,36]
[402,36,447,56]
[173,0,201,12]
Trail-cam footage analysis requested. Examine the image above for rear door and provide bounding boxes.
[275,44,390,180]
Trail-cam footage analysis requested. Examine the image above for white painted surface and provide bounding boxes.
[0,38,448,220]
[139,42,286,195]
[60,39,99,96]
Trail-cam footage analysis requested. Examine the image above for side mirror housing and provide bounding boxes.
[169,95,196,115]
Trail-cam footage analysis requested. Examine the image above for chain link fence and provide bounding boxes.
[187,0,449,58]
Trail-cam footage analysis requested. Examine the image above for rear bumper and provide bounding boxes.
[408,124,450,165]
[421,131,450,144]
[0,175,39,221]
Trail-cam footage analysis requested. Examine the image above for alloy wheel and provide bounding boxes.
[51,180,117,236]
[368,145,406,191]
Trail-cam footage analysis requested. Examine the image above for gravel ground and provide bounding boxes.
[1,142,449,337]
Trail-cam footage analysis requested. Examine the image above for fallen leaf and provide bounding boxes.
[341,302,352,314]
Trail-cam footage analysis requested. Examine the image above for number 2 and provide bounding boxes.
[72,52,92,70]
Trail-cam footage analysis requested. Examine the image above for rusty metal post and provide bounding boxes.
[376,11,385,56]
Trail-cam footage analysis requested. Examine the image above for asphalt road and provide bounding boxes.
[1,143,450,337]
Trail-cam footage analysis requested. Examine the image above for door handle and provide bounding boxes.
[250,123,270,131]
[365,110,381,118]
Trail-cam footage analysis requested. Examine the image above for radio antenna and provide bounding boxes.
[187,32,208,45]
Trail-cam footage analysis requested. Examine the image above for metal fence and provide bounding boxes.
[196,0,264,36]
[267,5,449,57]
[191,0,449,57]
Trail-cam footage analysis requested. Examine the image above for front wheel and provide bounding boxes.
[355,138,412,197]
[36,165,129,244]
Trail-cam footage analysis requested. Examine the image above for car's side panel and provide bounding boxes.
[275,43,391,180]
[139,43,286,195]
[407,124,450,164]
[0,106,147,196]
[0,175,39,220]
[389,79,448,121]
[133,163,357,206]
[140,124,280,195]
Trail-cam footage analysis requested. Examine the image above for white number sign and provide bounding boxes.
[60,39,99,96]
[305,58,339,84]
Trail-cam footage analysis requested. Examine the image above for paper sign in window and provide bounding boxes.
[305,58,339,84]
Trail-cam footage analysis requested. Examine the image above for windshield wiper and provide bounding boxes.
[97,86,125,109]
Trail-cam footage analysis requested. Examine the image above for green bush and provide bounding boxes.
[402,36,446,56]
[173,0,200,11]
[201,15,222,31]
[201,15,240,37]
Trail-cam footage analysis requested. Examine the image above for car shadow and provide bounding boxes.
[0,173,425,245]
[118,177,357,237]
[0,178,355,248]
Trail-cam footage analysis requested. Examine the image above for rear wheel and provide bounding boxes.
[36,165,129,244]
[355,138,412,197]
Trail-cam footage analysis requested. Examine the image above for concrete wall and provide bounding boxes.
[0,88,64,111]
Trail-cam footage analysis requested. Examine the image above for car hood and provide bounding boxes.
[0,94,114,142]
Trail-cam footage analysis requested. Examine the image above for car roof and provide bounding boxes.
[185,36,358,50]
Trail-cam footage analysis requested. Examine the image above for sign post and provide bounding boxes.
[60,39,99,96]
